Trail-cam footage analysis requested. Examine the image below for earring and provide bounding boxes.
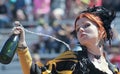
[98,39,104,47]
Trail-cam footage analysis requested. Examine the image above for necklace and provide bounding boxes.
[88,52,101,60]
[94,55,101,59]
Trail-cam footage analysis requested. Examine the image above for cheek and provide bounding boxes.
[89,26,99,37]
[76,33,83,43]
[90,30,99,39]
[76,32,80,39]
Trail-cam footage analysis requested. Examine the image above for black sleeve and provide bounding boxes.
[30,63,41,74]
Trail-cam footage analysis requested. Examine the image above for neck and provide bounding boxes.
[86,44,104,56]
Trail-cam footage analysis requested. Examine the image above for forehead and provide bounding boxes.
[76,17,91,25]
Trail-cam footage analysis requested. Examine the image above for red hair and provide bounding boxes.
[74,13,107,39]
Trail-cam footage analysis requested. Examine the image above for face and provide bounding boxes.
[75,17,100,46]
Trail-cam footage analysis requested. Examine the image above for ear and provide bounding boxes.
[98,39,104,47]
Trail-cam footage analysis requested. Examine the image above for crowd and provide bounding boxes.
[0,0,104,28]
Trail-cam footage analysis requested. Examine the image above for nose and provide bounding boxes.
[79,27,84,33]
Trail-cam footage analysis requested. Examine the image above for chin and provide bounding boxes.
[80,40,88,45]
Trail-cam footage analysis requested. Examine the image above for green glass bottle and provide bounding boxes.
[0,34,19,64]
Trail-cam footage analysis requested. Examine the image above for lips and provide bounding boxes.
[80,33,86,38]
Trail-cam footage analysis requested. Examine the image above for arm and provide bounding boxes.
[13,21,42,74]
[17,47,32,74]
[17,47,43,74]
[13,21,73,74]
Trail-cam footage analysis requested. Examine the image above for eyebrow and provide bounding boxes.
[76,21,89,27]
[75,21,92,30]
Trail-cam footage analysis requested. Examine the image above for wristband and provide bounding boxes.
[17,46,27,49]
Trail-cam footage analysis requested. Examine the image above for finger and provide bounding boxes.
[11,27,21,34]
[12,27,20,32]
[13,30,21,35]
[13,21,22,27]
[14,27,20,32]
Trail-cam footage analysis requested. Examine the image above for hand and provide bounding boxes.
[12,21,27,49]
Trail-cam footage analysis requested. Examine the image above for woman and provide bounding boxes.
[13,6,119,74]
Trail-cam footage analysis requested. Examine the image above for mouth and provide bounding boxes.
[80,33,86,38]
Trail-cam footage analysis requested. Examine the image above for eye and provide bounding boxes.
[83,23,90,28]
